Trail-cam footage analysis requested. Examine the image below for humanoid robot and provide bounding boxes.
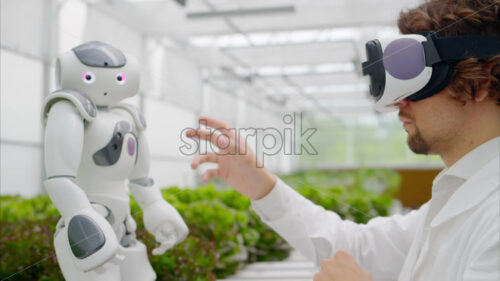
[42,41,189,281]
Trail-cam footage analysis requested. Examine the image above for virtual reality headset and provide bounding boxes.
[362,32,500,112]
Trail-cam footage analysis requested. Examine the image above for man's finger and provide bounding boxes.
[333,250,356,265]
[363,269,374,280]
[313,272,322,281]
[186,129,230,150]
[191,152,218,169]
[199,116,231,131]
[201,168,220,183]
[320,258,333,270]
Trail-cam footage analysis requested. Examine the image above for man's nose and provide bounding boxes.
[394,99,409,108]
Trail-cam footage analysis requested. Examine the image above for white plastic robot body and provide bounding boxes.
[77,106,137,232]
[44,101,126,278]
[42,41,188,281]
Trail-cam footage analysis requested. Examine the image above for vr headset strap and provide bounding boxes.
[423,34,500,66]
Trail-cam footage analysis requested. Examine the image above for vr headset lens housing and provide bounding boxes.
[362,34,432,112]
[383,38,426,80]
[362,33,500,113]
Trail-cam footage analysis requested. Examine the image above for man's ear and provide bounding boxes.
[474,64,493,102]
[474,84,490,102]
[474,88,489,102]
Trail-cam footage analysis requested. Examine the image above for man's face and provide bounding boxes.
[396,87,467,155]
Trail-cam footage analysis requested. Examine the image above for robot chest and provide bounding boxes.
[83,119,138,169]
[92,121,137,166]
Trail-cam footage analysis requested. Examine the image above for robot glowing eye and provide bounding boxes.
[116,73,126,85]
[82,72,96,84]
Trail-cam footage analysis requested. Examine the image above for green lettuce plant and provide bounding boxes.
[0,169,399,280]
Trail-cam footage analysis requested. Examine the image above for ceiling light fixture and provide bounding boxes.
[187,5,295,19]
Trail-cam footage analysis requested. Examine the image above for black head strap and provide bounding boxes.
[423,33,500,66]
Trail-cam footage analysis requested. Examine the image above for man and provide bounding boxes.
[186,0,500,280]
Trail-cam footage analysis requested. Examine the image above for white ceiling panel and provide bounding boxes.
[224,42,357,66]
[95,0,420,36]
[90,0,421,117]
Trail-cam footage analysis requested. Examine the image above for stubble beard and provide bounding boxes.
[407,125,431,154]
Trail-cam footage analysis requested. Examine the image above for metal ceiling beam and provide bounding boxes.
[220,38,356,50]
[218,49,333,117]
[219,68,355,79]
[197,0,338,118]
[184,21,397,37]
[281,76,337,118]
[204,79,284,118]
[187,5,295,19]
[253,65,355,78]
[118,0,186,5]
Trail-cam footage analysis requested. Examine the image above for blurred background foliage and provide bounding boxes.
[0,169,400,280]
[299,118,442,166]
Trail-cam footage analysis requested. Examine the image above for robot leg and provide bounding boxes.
[119,240,156,281]
[53,219,122,281]
[119,215,156,281]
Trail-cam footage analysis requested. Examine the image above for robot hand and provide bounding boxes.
[151,222,181,255]
[142,200,189,255]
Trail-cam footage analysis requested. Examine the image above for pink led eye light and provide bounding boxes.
[116,73,126,85]
[82,71,95,84]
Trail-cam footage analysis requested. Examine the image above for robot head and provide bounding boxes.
[56,41,140,106]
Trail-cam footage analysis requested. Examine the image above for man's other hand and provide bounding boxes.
[314,250,374,281]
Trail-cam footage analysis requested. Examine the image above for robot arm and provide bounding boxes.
[44,100,119,271]
[128,129,188,255]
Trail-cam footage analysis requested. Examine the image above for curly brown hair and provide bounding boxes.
[398,0,500,105]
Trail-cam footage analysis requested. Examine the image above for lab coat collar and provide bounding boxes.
[444,136,500,180]
[432,137,500,187]
[430,137,499,228]
[430,155,499,228]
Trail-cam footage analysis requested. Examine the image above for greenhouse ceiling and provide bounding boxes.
[92,0,422,118]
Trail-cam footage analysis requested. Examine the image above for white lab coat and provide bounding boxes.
[252,137,499,281]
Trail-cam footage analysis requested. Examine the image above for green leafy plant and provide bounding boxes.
[0,185,289,280]
[0,219,62,281]
[0,169,399,280]
[280,169,399,223]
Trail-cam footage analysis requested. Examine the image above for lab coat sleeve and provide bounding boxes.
[252,177,425,281]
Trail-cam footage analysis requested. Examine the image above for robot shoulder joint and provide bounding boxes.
[42,89,97,126]
[112,103,147,131]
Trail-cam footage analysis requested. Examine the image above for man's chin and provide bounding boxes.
[407,135,431,154]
